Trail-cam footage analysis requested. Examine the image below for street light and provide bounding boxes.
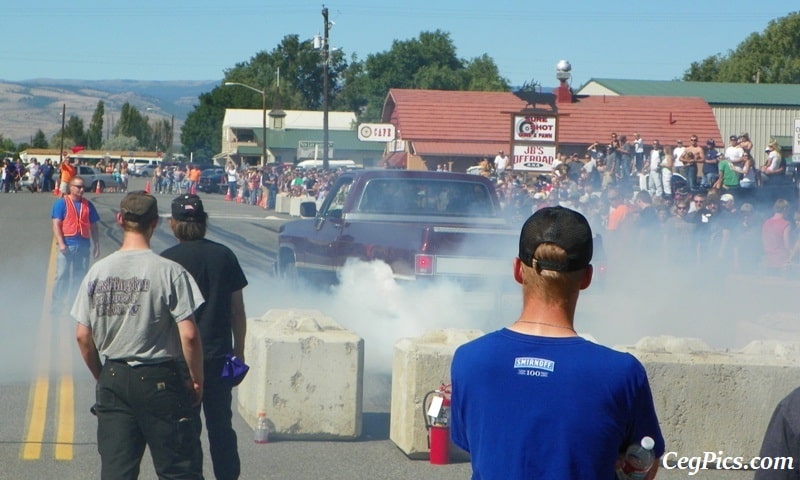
[224,81,267,166]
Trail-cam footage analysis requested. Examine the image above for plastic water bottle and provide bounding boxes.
[254,412,269,444]
[617,436,655,480]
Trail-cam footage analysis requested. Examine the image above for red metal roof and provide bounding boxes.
[382,89,721,155]
[383,89,528,143]
[557,95,722,146]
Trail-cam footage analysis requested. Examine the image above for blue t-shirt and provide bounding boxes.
[51,197,100,246]
[450,329,665,480]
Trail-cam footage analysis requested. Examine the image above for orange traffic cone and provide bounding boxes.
[53,187,61,196]
[144,181,151,193]
[224,188,232,201]
[190,183,196,195]
[259,191,267,209]
[95,182,102,194]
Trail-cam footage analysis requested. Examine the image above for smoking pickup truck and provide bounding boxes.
[276,170,521,308]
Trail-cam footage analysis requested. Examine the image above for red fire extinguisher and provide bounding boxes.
[423,383,451,465]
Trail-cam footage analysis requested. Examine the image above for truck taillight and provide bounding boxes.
[415,254,435,275]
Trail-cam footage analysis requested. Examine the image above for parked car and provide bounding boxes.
[197,168,226,193]
[137,164,157,178]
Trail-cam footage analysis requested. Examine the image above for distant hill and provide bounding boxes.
[0,79,218,144]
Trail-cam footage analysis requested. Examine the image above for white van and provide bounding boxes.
[295,159,359,170]
[127,158,163,177]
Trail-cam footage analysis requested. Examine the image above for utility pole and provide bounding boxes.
[322,5,330,171]
[59,104,66,161]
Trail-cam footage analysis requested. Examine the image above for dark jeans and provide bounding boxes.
[96,360,202,480]
[196,357,240,480]
[686,164,698,191]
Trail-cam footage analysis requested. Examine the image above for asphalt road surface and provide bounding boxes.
[0,177,770,479]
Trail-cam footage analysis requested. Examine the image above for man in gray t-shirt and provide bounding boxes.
[74,191,206,480]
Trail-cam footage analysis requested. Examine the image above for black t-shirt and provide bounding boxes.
[161,238,248,359]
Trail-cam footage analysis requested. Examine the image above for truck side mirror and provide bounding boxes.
[299,201,317,218]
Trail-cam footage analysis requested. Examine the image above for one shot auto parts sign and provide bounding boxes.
[513,115,556,142]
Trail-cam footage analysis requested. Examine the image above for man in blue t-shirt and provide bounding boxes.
[51,175,100,313]
[450,206,665,480]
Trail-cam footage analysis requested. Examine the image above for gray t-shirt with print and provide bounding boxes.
[72,249,204,364]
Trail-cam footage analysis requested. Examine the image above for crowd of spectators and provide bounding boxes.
[476,132,800,277]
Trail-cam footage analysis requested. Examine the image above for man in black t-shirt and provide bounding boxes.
[162,194,249,480]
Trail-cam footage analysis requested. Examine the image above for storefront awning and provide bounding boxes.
[383,152,407,168]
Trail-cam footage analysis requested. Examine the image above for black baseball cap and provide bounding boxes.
[518,206,593,272]
[171,194,207,222]
[120,191,159,223]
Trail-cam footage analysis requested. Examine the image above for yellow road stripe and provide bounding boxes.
[22,377,49,460]
[55,376,74,460]
[21,239,60,460]
[55,287,75,461]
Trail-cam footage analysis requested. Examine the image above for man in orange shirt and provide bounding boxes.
[606,188,629,232]
[59,154,77,195]
[188,166,201,194]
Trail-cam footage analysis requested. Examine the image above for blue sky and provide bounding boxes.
[3,1,797,89]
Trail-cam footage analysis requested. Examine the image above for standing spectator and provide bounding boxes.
[225,160,238,198]
[647,140,664,198]
[14,159,25,192]
[247,168,261,205]
[51,175,101,313]
[264,167,279,209]
[605,139,621,188]
[119,163,129,193]
[714,156,741,192]
[738,133,753,156]
[162,194,248,480]
[617,135,634,185]
[682,135,704,191]
[672,140,686,180]
[734,152,757,191]
[40,158,54,192]
[3,158,18,192]
[187,165,201,194]
[633,132,645,177]
[732,203,761,274]
[754,386,800,480]
[702,139,720,188]
[59,154,77,195]
[760,141,786,185]
[494,150,509,176]
[724,135,744,163]
[153,164,164,194]
[661,151,674,198]
[663,200,696,266]
[450,206,664,479]
[26,159,40,192]
[762,199,792,272]
[73,191,205,480]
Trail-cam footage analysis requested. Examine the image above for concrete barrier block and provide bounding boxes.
[615,336,800,461]
[275,193,291,214]
[390,329,483,460]
[289,195,313,217]
[237,309,364,440]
